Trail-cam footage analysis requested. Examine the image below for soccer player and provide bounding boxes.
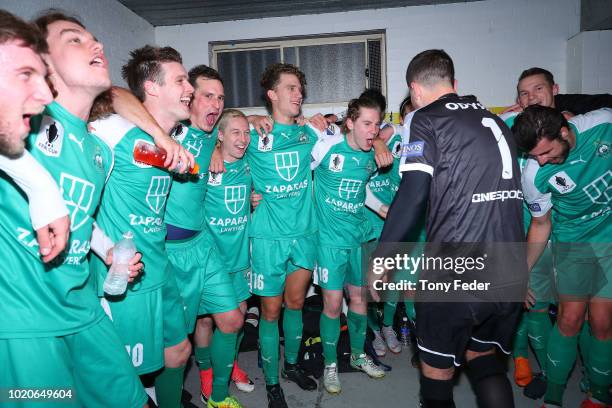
[0,10,69,263]
[373,49,524,408]
[0,11,149,407]
[90,45,194,408]
[247,63,338,408]
[312,96,386,395]
[163,65,246,408]
[202,109,254,400]
[513,105,611,408]
[364,91,419,357]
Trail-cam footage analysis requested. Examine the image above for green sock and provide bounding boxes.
[282,308,302,365]
[367,303,381,331]
[154,366,185,408]
[382,302,397,327]
[404,300,416,321]
[210,329,238,402]
[320,313,340,364]
[526,310,552,372]
[195,346,211,370]
[235,328,245,357]
[587,336,612,404]
[259,318,280,385]
[578,321,591,369]
[544,324,578,405]
[513,312,529,359]
[347,310,367,358]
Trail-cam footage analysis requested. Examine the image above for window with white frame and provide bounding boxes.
[210,31,386,111]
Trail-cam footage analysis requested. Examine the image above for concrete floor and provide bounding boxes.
[180,348,585,407]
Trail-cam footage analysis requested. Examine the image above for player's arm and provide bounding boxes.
[555,93,612,115]
[521,159,553,271]
[0,152,69,262]
[526,211,551,271]
[365,184,388,218]
[109,87,194,172]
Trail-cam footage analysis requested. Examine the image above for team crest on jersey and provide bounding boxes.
[391,140,402,159]
[549,171,576,194]
[258,134,274,151]
[298,132,308,143]
[146,176,171,214]
[184,138,203,158]
[225,185,247,215]
[274,152,299,181]
[595,140,610,158]
[93,146,104,171]
[329,154,344,172]
[583,170,612,204]
[208,172,223,186]
[338,178,362,200]
[59,173,95,231]
[35,116,64,157]
[326,124,339,136]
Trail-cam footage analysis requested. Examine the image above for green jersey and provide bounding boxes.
[0,102,112,338]
[246,122,331,239]
[204,159,252,272]
[311,134,376,247]
[366,126,402,235]
[91,114,172,292]
[522,108,612,242]
[165,123,217,231]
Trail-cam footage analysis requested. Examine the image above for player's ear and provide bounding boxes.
[217,130,224,143]
[552,83,559,96]
[266,89,278,104]
[559,126,570,141]
[346,117,354,132]
[143,80,159,98]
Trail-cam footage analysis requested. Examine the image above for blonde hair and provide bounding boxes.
[217,109,247,135]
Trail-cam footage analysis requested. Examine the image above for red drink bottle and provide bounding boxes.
[133,141,199,174]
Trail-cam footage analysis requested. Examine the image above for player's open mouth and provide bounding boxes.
[235,143,246,151]
[22,114,32,129]
[89,56,105,67]
[206,112,218,126]
[366,138,374,147]
[180,97,191,107]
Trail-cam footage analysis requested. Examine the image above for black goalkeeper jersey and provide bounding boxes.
[399,93,524,243]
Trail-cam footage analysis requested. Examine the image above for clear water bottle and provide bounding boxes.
[399,316,411,348]
[103,232,136,295]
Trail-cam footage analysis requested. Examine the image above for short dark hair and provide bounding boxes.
[122,45,183,101]
[399,95,412,116]
[33,9,85,39]
[518,67,555,87]
[406,49,454,88]
[0,10,48,54]
[512,105,569,153]
[188,64,223,90]
[260,63,306,110]
[342,96,381,134]
[359,88,386,113]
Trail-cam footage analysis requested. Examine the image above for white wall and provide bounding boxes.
[156,0,581,113]
[567,30,612,94]
[1,0,155,85]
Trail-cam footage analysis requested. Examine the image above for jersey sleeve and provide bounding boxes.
[568,108,612,133]
[310,134,343,170]
[399,110,436,176]
[89,114,136,150]
[306,122,341,141]
[0,151,69,230]
[522,159,552,217]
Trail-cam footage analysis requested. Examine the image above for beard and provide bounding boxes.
[0,127,25,159]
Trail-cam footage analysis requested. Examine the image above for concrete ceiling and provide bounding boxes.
[118,0,483,26]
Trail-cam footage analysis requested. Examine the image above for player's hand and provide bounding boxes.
[524,287,536,309]
[105,250,144,282]
[296,115,306,126]
[561,111,575,120]
[250,191,262,210]
[36,215,70,263]
[306,114,327,132]
[501,103,523,114]
[249,115,273,137]
[209,145,226,174]
[378,205,389,219]
[156,135,194,173]
[373,138,393,168]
